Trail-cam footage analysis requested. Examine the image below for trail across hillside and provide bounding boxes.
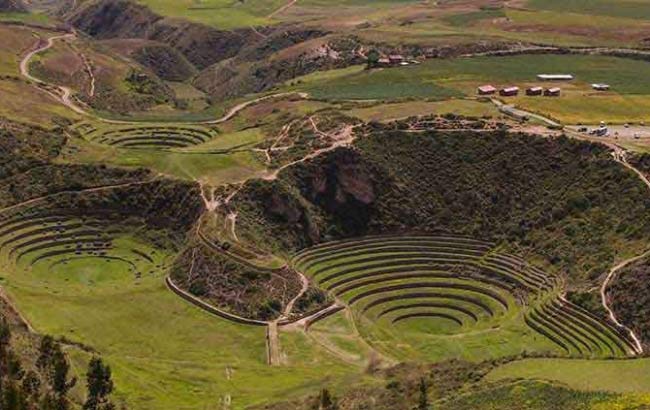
[598,147,650,355]
[494,101,647,354]
[0,178,158,215]
[268,0,298,18]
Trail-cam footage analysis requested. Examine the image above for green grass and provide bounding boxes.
[527,0,650,20]
[0,231,364,409]
[293,65,462,101]
[134,0,287,29]
[0,80,81,126]
[65,142,265,185]
[439,380,622,410]
[295,239,561,363]
[488,358,650,393]
[443,8,506,27]
[0,12,52,24]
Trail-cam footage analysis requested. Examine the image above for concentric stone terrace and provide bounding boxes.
[79,123,218,150]
[0,208,159,277]
[293,234,634,358]
[526,297,636,357]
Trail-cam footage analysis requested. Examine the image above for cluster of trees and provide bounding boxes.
[0,319,116,410]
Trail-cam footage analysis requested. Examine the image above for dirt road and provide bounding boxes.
[203,92,308,125]
[21,33,89,116]
[268,0,298,18]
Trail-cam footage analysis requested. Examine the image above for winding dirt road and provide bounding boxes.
[599,252,649,355]
[21,32,89,116]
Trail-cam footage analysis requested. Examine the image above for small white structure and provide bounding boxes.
[592,83,610,91]
[537,74,574,81]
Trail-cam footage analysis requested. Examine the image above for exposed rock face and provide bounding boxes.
[0,0,27,11]
[292,149,378,236]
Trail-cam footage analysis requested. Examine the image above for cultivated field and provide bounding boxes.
[291,54,650,124]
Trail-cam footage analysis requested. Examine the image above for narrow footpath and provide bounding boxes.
[496,101,648,355]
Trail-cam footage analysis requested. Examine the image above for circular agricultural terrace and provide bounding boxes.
[78,123,218,150]
[293,234,636,359]
[0,206,160,280]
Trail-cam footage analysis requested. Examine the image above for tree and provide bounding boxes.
[40,391,69,410]
[366,49,380,69]
[51,349,74,395]
[83,357,115,410]
[37,336,74,409]
[417,377,429,410]
[318,389,337,410]
[2,381,27,410]
[21,370,41,399]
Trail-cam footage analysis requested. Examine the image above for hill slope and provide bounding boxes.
[231,125,650,285]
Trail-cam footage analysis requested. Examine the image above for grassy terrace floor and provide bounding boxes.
[293,235,638,364]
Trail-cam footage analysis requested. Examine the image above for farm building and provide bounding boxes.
[592,83,610,91]
[500,87,520,97]
[389,55,405,64]
[544,87,561,97]
[477,85,497,95]
[537,74,574,81]
[377,58,391,67]
[526,87,543,96]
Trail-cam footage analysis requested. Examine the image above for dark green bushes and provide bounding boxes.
[235,128,650,285]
